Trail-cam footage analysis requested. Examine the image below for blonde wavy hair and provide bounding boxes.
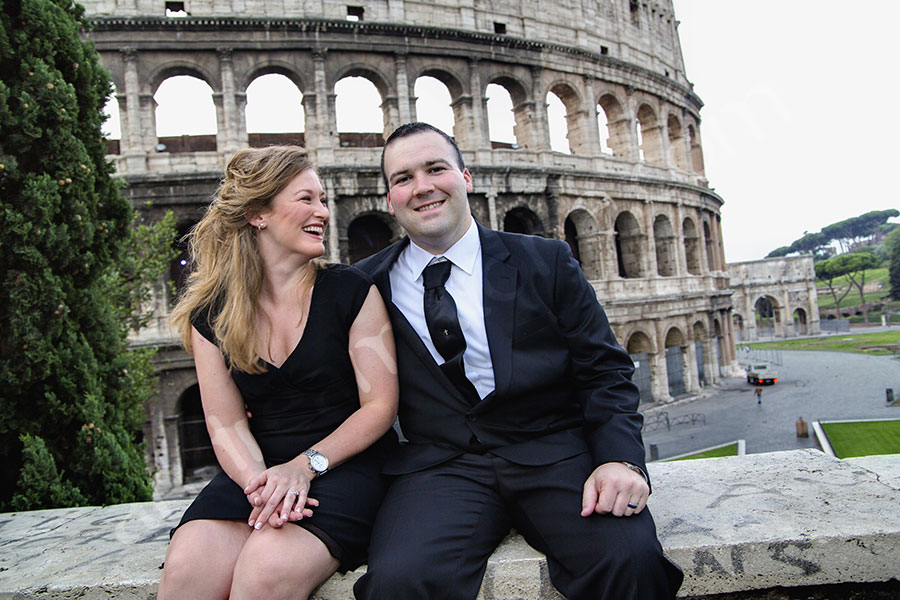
[170,145,322,373]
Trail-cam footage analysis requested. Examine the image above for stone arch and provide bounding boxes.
[101,84,122,154]
[754,295,781,338]
[546,89,570,153]
[148,62,218,97]
[614,211,643,278]
[415,67,465,101]
[176,383,217,482]
[346,212,394,264]
[242,63,307,95]
[503,206,544,236]
[653,214,676,277]
[335,64,393,101]
[636,103,663,165]
[666,112,687,170]
[664,326,687,397]
[548,80,586,154]
[564,208,602,279]
[683,216,700,275]
[625,330,655,403]
[597,92,628,156]
[793,307,809,336]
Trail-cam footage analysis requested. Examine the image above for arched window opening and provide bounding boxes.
[688,124,705,173]
[246,73,305,147]
[101,84,121,154]
[546,91,570,154]
[793,308,808,336]
[564,217,580,263]
[178,384,218,482]
[733,313,745,342]
[636,104,662,165]
[614,211,642,278]
[755,296,777,338]
[667,114,687,170]
[565,209,602,279]
[597,104,613,155]
[415,76,455,137]
[693,321,708,386]
[664,328,686,397]
[335,76,384,147]
[168,220,196,307]
[703,220,716,271]
[598,94,627,157]
[503,207,543,236]
[683,217,700,275]
[154,75,217,152]
[486,83,517,148]
[653,215,676,277]
[626,331,653,403]
[347,214,393,264]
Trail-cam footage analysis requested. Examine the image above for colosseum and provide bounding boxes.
[80,0,745,493]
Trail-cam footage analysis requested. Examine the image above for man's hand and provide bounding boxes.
[581,462,649,517]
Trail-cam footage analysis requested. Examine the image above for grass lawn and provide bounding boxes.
[820,420,900,458]
[749,331,900,355]
[667,442,739,461]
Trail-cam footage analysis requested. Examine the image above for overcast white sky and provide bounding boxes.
[105,2,899,263]
[672,0,900,262]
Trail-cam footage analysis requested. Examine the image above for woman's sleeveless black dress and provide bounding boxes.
[175,264,398,572]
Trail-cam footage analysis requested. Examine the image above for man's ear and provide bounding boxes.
[463,168,474,193]
[386,193,396,215]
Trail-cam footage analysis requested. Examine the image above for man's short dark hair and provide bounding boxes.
[381,122,466,186]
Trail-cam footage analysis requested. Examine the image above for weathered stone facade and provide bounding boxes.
[728,256,821,341]
[80,0,745,494]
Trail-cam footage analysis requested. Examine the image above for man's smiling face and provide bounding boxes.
[383,130,473,255]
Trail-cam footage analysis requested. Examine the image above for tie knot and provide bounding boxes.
[422,259,452,290]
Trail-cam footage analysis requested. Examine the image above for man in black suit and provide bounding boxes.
[353,122,682,599]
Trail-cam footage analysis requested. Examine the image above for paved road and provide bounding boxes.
[641,350,900,460]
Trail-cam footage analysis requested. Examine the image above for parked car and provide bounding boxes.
[746,363,778,385]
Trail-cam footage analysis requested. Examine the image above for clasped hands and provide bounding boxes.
[580,462,649,518]
[243,457,319,530]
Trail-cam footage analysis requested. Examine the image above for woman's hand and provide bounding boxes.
[243,457,317,530]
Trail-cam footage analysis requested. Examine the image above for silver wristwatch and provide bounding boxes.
[304,449,329,477]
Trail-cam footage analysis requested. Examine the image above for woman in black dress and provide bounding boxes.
[158,146,398,599]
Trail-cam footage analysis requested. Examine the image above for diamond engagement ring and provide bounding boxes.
[288,490,300,496]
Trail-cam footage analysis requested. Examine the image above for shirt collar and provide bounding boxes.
[406,218,480,282]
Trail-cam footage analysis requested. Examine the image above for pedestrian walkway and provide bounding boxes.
[643,350,900,460]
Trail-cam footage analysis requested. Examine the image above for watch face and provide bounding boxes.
[310,454,328,471]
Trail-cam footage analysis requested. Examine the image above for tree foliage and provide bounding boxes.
[814,258,853,315]
[767,209,899,259]
[0,0,174,509]
[887,228,900,301]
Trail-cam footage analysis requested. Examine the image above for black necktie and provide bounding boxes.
[422,259,478,400]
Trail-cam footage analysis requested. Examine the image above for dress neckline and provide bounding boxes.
[263,268,324,371]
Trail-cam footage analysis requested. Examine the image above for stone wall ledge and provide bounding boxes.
[1,449,898,599]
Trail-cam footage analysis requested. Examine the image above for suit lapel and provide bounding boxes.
[370,238,469,403]
[478,225,517,399]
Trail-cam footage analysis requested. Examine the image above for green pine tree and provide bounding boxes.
[887,228,900,301]
[0,0,170,509]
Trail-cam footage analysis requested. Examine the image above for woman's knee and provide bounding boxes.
[231,526,338,599]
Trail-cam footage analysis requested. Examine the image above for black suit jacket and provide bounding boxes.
[356,223,647,478]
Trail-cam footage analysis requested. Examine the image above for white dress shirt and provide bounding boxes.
[389,219,495,400]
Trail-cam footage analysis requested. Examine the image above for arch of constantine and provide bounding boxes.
[80,0,745,493]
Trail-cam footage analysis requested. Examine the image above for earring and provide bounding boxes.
[257,222,266,231]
